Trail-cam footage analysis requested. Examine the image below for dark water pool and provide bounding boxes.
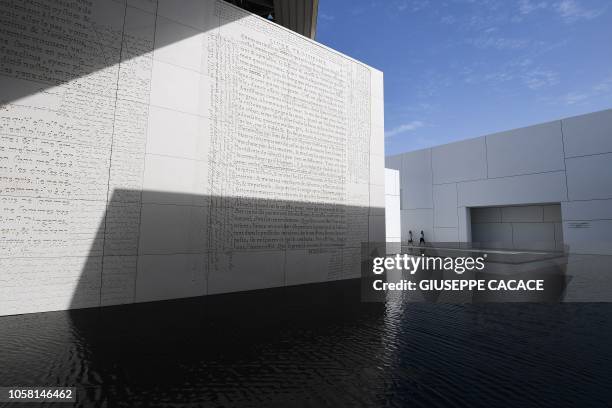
[1,279,611,407]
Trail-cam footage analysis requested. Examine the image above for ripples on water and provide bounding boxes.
[1,280,611,407]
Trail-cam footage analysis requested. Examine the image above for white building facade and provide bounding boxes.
[0,0,385,315]
[386,109,612,255]
[384,168,401,243]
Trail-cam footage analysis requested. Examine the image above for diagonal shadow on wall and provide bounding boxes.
[0,0,385,316]
[0,0,253,106]
[0,189,374,315]
[0,183,385,404]
[57,189,378,406]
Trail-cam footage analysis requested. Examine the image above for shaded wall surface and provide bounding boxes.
[471,204,563,251]
[0,0,385,316]
[384,168,400,243]
[386,109,612,255]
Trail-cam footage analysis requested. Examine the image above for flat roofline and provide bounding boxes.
[387,107,612,158]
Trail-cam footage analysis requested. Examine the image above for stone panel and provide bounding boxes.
[543,205,562,222]
[399,149,433,209]
[566,153,612,201]
[385,194,401,240]
[486,121,565,178]
[434,227,459,242]
[458,171,567,207]
[432,137,487,184]
[501,206,544,223]
[136,254,207,302]
[433,183,458,228]
[562,199,612,220]
[471,223,513,246]
[401,209,434,242]
[471,207,502,223]
[153,16,205,72]
[562,109,612,158]
[512,223,555,246]
[563,220,612,255]
[207,251,285,294]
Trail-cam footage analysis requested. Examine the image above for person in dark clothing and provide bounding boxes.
[408,230,413,245]
[419,230,425,245]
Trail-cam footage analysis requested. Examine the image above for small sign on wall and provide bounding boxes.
[568,222,591,229]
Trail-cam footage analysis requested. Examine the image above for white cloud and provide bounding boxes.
[593,77,612,93]
[519,0,548,15]
[467,36,530,50]
[350,6,367,15]
[560,75,612,105]
[514,0,604,22]
[319,13,335,21]
[460,57,560,92]
[538,75,612,106]
[522,69,559,89]
[563,92,589,105]
[395,0,430,12]
[555,0,604,22]
[385,121,425,137]
[440,15,456,24]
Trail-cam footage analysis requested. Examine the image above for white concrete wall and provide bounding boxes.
[0,0,384,316]
[386,109,612,254]
[385,169,401,242]
[471,204,563,250]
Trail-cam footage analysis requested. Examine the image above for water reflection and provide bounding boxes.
[1,279,611,407]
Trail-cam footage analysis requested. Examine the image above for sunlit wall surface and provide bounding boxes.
[386,109,612,255]
[0,0,385,316]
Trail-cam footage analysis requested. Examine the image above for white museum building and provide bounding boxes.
[0,0,384,315]
[1,0,610,316]
[385,109,612,256]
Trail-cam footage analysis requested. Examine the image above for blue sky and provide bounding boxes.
[316,0,612,155]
